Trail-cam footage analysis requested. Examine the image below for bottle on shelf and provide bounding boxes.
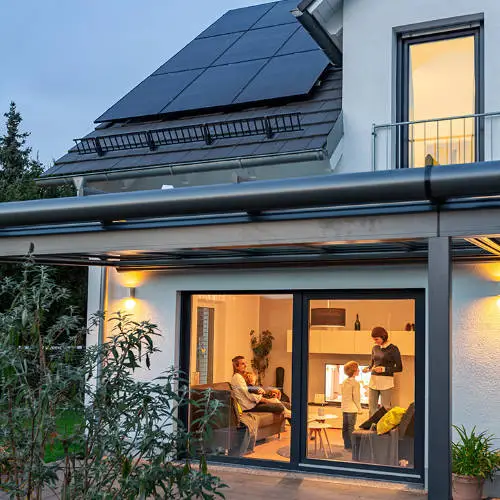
[354,314,361,331]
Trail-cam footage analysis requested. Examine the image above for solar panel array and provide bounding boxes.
[96,0,329,123]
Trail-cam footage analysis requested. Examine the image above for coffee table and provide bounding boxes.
[308,422,333,458]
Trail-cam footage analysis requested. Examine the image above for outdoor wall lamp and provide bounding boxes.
[124,287,137,310]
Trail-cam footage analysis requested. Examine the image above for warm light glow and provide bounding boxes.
[409,36,475,167]
[496,297,500,308]
[124,298,136,310]
[116,271,147,288]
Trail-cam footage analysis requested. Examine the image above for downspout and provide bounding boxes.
[76,177,106,380]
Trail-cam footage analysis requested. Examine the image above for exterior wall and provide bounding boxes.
[341,0,500,174]
[93,261,500,489]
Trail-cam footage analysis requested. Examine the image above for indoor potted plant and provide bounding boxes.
[452,425,500,500]
[249,329,274,384]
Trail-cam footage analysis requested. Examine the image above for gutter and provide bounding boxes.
[293,3,343,66]
[6,161,500,228]
[35,149,327,187]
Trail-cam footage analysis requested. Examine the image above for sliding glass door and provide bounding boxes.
[182,289,425,481]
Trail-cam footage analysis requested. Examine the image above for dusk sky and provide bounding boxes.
[0,0,270,168]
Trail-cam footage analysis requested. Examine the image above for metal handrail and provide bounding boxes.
[373,111,500,130]
[372,111,500,171]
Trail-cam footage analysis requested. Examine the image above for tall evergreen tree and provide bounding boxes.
[0,102,87,325]
[0,102,43,201]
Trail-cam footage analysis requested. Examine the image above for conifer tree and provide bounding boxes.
[0,101,44,202]
[0,102,86,320]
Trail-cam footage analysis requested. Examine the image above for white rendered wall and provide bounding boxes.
[340,0,500,173]
[97,262,500,487]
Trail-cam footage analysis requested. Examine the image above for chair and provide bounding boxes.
[351,402,415,467]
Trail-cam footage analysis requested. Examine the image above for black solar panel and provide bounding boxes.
[163,60,267,113]
[153,33,243,74]
[95,1,330,123]
[277,26,320,55]
[234,50,329,103]
[214,24,298,65]
[197,2,275,38]
[252,0,298,28]
[96,70,203,122]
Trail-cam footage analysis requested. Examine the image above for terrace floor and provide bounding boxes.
[213,465,427,499]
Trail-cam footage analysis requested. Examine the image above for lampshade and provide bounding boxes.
[310,307,346,327]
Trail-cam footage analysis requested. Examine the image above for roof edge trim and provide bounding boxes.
[36,149,327,187]
[293,5,342,66]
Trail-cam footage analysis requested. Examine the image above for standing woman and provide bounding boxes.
[363,326,403,416]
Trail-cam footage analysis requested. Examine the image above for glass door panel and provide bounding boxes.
[188,293,293,462]
[306,298,416,469]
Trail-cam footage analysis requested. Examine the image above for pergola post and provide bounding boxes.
[428,236,452,499]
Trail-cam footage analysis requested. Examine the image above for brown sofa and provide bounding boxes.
[190,382,285,456]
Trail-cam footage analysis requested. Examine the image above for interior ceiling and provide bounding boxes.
[1,238,498,270]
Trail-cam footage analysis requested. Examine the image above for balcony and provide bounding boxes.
[371,111,500,171]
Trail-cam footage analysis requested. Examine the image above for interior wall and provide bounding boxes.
[259,297,293,397]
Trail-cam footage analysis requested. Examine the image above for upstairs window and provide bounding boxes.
[398,23,482,168]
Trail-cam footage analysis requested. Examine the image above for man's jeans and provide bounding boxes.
[342,412,357,449]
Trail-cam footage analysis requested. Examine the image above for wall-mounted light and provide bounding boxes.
[124,287,136,310]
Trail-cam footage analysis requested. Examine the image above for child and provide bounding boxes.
[243,371,291,418]
[341,361,362,450]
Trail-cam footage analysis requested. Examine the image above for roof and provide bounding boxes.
[44,66,341,178]
[43,0,342,180]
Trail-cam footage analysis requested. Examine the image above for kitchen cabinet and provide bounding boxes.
[286,329,414,355]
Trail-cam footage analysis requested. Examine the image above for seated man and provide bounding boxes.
[230,355,291,415]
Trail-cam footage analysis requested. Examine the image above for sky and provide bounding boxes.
[0,0,270,168]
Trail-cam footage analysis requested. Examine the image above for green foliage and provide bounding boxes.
[0,257,226,499]
[452,425,500,480]
[0,102,86,322]
[249,329,274,384]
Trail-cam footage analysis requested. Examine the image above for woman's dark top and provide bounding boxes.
[369,343,403,376]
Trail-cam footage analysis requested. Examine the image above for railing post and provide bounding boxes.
[371,123,377,171]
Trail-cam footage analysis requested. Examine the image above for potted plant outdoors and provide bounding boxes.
[452,425,500,500]
[249,329,274,385]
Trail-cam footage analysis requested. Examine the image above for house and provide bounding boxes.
[1,1,500,498]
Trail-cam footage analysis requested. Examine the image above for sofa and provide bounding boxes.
[190,382,285,456]
[351,402,415,467]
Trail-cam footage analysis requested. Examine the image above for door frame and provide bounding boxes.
[179,288,426,483]
[295,289,425,483]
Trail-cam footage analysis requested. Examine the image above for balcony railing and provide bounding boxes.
[371,111,500,171]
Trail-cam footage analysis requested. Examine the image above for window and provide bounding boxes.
[398,23,482,167]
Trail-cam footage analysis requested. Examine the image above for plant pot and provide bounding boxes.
[452,473,485,500]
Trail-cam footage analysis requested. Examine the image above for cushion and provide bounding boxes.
[398,402,415,438]
[359,407,387,430]
[376,407,406,435]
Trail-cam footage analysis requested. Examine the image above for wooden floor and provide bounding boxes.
[250,425,349,462]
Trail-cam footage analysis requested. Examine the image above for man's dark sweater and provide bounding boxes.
[369,343,403,376]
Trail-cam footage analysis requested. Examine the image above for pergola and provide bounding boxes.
[3,163,500,499]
